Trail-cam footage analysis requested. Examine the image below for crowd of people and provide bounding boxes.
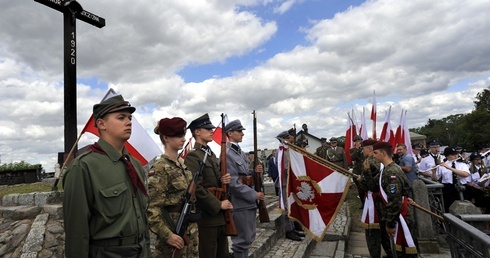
[61,94,490,258]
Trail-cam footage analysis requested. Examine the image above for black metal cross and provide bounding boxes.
[34,0,105,157]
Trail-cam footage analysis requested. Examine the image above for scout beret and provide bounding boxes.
[373,141,392,151]
[354,135,363,141]
[224,119,246,132]
[188,113,215,132]
[276,131,291,139]
[429,140,440,147]
[362,139,377,147]
[320,138,327,143]
[154,117,187,137]
[93,95,135,121]
[443,147,457,156]
[330,137,338,142]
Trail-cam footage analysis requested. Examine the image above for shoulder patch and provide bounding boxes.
[389,184,397,194]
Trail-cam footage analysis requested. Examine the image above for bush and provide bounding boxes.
[0,161,42,172]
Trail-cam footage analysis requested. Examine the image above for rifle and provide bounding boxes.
[171,150,208,258]
[220,113,238,236]
[252,110,270,223]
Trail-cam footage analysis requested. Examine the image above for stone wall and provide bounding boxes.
[0,191,64,258]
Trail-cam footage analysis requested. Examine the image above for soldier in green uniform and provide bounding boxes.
[357,139,393,258]
[314,138,329,160]
[349,135,365,209]
[327,137,348,169]
[373,142,417,257]
[148,117,198,258]
[63,95,151,258]
[184,113,233,258]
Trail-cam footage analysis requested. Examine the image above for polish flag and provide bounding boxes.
[179,137,194,159]
[394,109,405,148]
[212,114,229,145]
[359,107,369,141]
[344,111,357,165]
[370,90,377,140]
[287,147,351,241]
[81,89,162,166]
[394,110,413,155]
[379,106,395,149]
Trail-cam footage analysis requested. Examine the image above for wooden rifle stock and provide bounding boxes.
[220,113,238,236]
[252,110,270,223]
[171,151,208,258]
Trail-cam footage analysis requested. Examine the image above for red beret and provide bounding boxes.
[373,141,392,150]
[154,117,187,137]
[362,139,377,147]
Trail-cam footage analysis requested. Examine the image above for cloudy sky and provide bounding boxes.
[1,0,489,168]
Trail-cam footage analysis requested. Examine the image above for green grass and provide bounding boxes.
[0,180,60,199]
[345,185,364,232]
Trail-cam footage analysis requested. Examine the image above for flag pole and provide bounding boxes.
[52,131,85,191]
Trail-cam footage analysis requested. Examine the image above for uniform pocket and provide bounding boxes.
[99,182,128,220]
[168,169,187,193]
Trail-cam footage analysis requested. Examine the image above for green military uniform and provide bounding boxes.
[148,155,198,258]
[315,146,328,160]
[184,142,228,258]
[350,146,365,206]
[326,146,348,169]
[63,138,150,258]
[359,156,393,258]
[380,162,417,257]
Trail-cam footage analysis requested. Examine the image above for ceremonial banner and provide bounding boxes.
[344,111,357,165]
[359,107,369,140]
[379,106,396,150]
[286,147,351,241]
[180,137,194,159]
[371,90,377,140]
[211,114,229,145]
[81,89,162,166]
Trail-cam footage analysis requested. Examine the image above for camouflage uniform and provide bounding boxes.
[380,162,417,257]
[148,154,198,258]
[359,156,392,258]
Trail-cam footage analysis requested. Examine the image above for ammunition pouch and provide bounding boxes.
[207,187,225,200]
[238,176,255,186]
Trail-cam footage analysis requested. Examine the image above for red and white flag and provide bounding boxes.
[81,89,162,166]
[286,147,351,241]
[394,109,405,148]
[359,107,369,141]
[211,114,229,145]
[379,106,395,149]
[370,90,377,140]
[344,111,357,165]
[394,109,413,154]
[180,137,194,159]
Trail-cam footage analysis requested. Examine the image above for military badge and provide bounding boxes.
[148,169,155,176]
[389,183,396,194]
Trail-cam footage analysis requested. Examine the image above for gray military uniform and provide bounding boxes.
[226,142,258,258]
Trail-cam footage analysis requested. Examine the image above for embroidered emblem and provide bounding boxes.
[148,169,155,176]
[296,182,315,202]
[389,184,396,194]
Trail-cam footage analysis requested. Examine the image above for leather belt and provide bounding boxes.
[90,234,144,246]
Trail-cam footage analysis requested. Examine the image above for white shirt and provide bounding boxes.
[418,155,435,173]
[435,161,470,184]
[462,165,482,185]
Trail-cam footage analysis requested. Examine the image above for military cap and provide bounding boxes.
[224,119,246,132]
[362,139,377,147]
[429,140,440,147]
[443,147,457,156]
[154,117,187,137]
[420,149,429,156]
[354,135,363,141]
[320,138,327,143]
[470,152,482,161]
[248,151,254,154]
[455,146,463,151]
[412,143,422,150]
[188,113,216,132]
[277,131,291,139]
[330,137,338,142]
[373,141,392,151]
[288,128,296,137]
[93,95,135,121]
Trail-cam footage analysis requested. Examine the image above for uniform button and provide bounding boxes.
[113,191,118,194]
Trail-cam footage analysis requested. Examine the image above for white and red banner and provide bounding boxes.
[211,114,229,145]
[379,106,395,149]
[371,90,377,140]
[285,147,351,241]
[359,107,369,141]
[394,109,413,154]
[344,111,357,165]
[81,89,162,166]
[180,137,194,159]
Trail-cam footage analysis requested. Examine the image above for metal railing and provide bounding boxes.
[420,177,446,234]
[443,213,490,258]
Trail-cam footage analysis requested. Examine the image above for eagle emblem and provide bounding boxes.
[296,182,315,202]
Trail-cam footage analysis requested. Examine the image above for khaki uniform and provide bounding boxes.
[184,143,228,258]
[326,146,348,169]
[63,139,150,258]
[148,155,198,258]
[314,146,328,160]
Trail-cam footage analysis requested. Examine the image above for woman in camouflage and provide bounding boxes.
[148,117,198,258]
